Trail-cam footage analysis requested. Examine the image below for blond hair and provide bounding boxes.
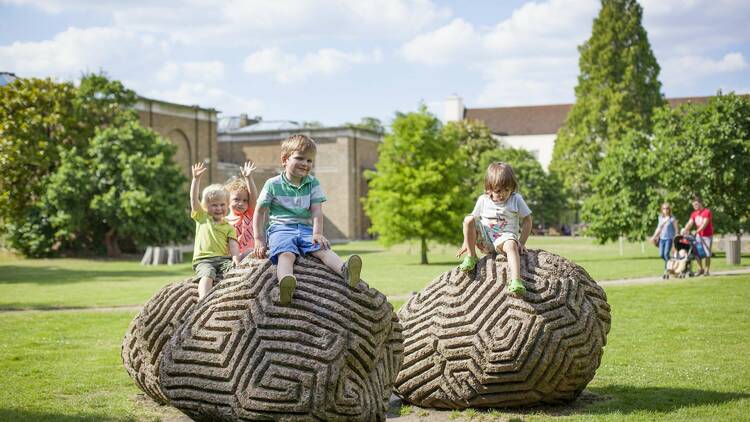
[485,162,518,193]
[224,177,247,195]
[201,184,229,208]
[661,202,673,216]
[281,134,317,163]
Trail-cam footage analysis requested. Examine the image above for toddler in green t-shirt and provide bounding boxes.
[190,162,240,299]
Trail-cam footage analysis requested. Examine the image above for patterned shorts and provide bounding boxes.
[473,217,519,254]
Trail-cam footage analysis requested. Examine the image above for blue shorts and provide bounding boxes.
[267,223,322,264]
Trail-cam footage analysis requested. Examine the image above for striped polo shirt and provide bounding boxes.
[258,173,327,227]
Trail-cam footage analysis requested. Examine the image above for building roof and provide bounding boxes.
[0,72,18,86]
[231,120,303,133]
[465,95,715,136]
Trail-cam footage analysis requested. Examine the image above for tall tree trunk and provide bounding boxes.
[105,228,122,258]
[420,237,428,265]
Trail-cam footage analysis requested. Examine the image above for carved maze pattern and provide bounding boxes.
[143,257,403,421]
[122,279,199,404]
[394,249,611,409]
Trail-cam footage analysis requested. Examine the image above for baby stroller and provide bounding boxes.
[666,235,705,279]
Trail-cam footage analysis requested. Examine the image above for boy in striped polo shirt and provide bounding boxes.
[252,134,362,305]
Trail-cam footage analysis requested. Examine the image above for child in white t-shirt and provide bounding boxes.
[456,162,533,295]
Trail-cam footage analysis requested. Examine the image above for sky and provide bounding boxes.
[1,0,748,126]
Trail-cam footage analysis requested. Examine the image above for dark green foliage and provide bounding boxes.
[550,0,664,200]
[479,147,566,227]
[364,107,470,264]
[581,130,658,242]
[442,119,498,189]
[0,73,190,257]
[651,93,750,236]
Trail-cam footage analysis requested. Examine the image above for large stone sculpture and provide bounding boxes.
[394,249,611,408]
[122,279,199,404]
[122,257,403,421]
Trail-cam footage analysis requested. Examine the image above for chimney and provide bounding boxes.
[238,113,249,128]
[444,95,464,122]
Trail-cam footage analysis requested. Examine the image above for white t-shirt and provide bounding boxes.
[471,193,532,236]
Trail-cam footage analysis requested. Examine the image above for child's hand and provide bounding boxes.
[253,241,267,259]
[241,160,257,178]
[312,233,330,250]
[519,243,527,255]
[232,256,241,267]
[456,244,469,258]
[192,162,207,178]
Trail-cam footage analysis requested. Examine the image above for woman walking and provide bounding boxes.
[651,202,679,279]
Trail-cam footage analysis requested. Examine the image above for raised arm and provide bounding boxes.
[241,160,259,211]
[190,162,207,213]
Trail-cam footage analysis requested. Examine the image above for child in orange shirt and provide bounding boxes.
[225,161,259,260]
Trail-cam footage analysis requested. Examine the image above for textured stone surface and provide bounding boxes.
[123,257,403,421]
[394,249,611,409]
[122,279,199,404]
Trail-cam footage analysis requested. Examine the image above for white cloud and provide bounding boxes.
[243,47,382,83]
[400,18,482,65]
[0,26,165,78]
[145,82,263,116]
[156,61,225,84]
[662,52,748,85]
[6,0,451,45]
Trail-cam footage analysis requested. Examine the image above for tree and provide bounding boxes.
[651,93,750,239]
[442,119,498,191]
[0,78,82,227]
[44,122,191,256]
[478,147,566,228]
[580,130,658,242]
[549,0,664,201]
[346,117,385,134]
[364,107,470,264]
[1,73,191,257]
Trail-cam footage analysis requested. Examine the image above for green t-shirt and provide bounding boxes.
[191,209,237,263]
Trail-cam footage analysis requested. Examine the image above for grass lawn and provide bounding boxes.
[1,274,749,420]
[1,237,748,420]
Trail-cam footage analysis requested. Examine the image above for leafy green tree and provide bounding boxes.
[550,0,664,201]
[0,78,82,227]
[364,107,469,264]
[580,130,658,242]
[651,93,750,239]
[442,119,498,190]
[44,122,191,256]
[478,147,566,227]
[346,116,385,134]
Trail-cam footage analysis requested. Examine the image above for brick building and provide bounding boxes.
[135,97,219,184]
[218,118,382,241]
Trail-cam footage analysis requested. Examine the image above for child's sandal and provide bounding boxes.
[343,255,362,288]
[459,255,479,272]
[507,278,526,296]
[279,275,296,305]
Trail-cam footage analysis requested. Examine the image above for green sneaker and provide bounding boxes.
[507,278,526,296]
[279,275,296,305]
[459,255,479,272]
[343,255,362,288]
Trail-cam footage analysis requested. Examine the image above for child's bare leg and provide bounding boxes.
[277,252,297,305]
[198,276,213,299]
[458,216,480,272]
[462,215,479,258]
[500,240,526,295]
[500,240,521,281]
[311,249,345,275]
[312,249,361,287]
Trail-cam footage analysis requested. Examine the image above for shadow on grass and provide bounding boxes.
[577,385,750,415]
[0,265,189,285]
[0,408,139,421]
